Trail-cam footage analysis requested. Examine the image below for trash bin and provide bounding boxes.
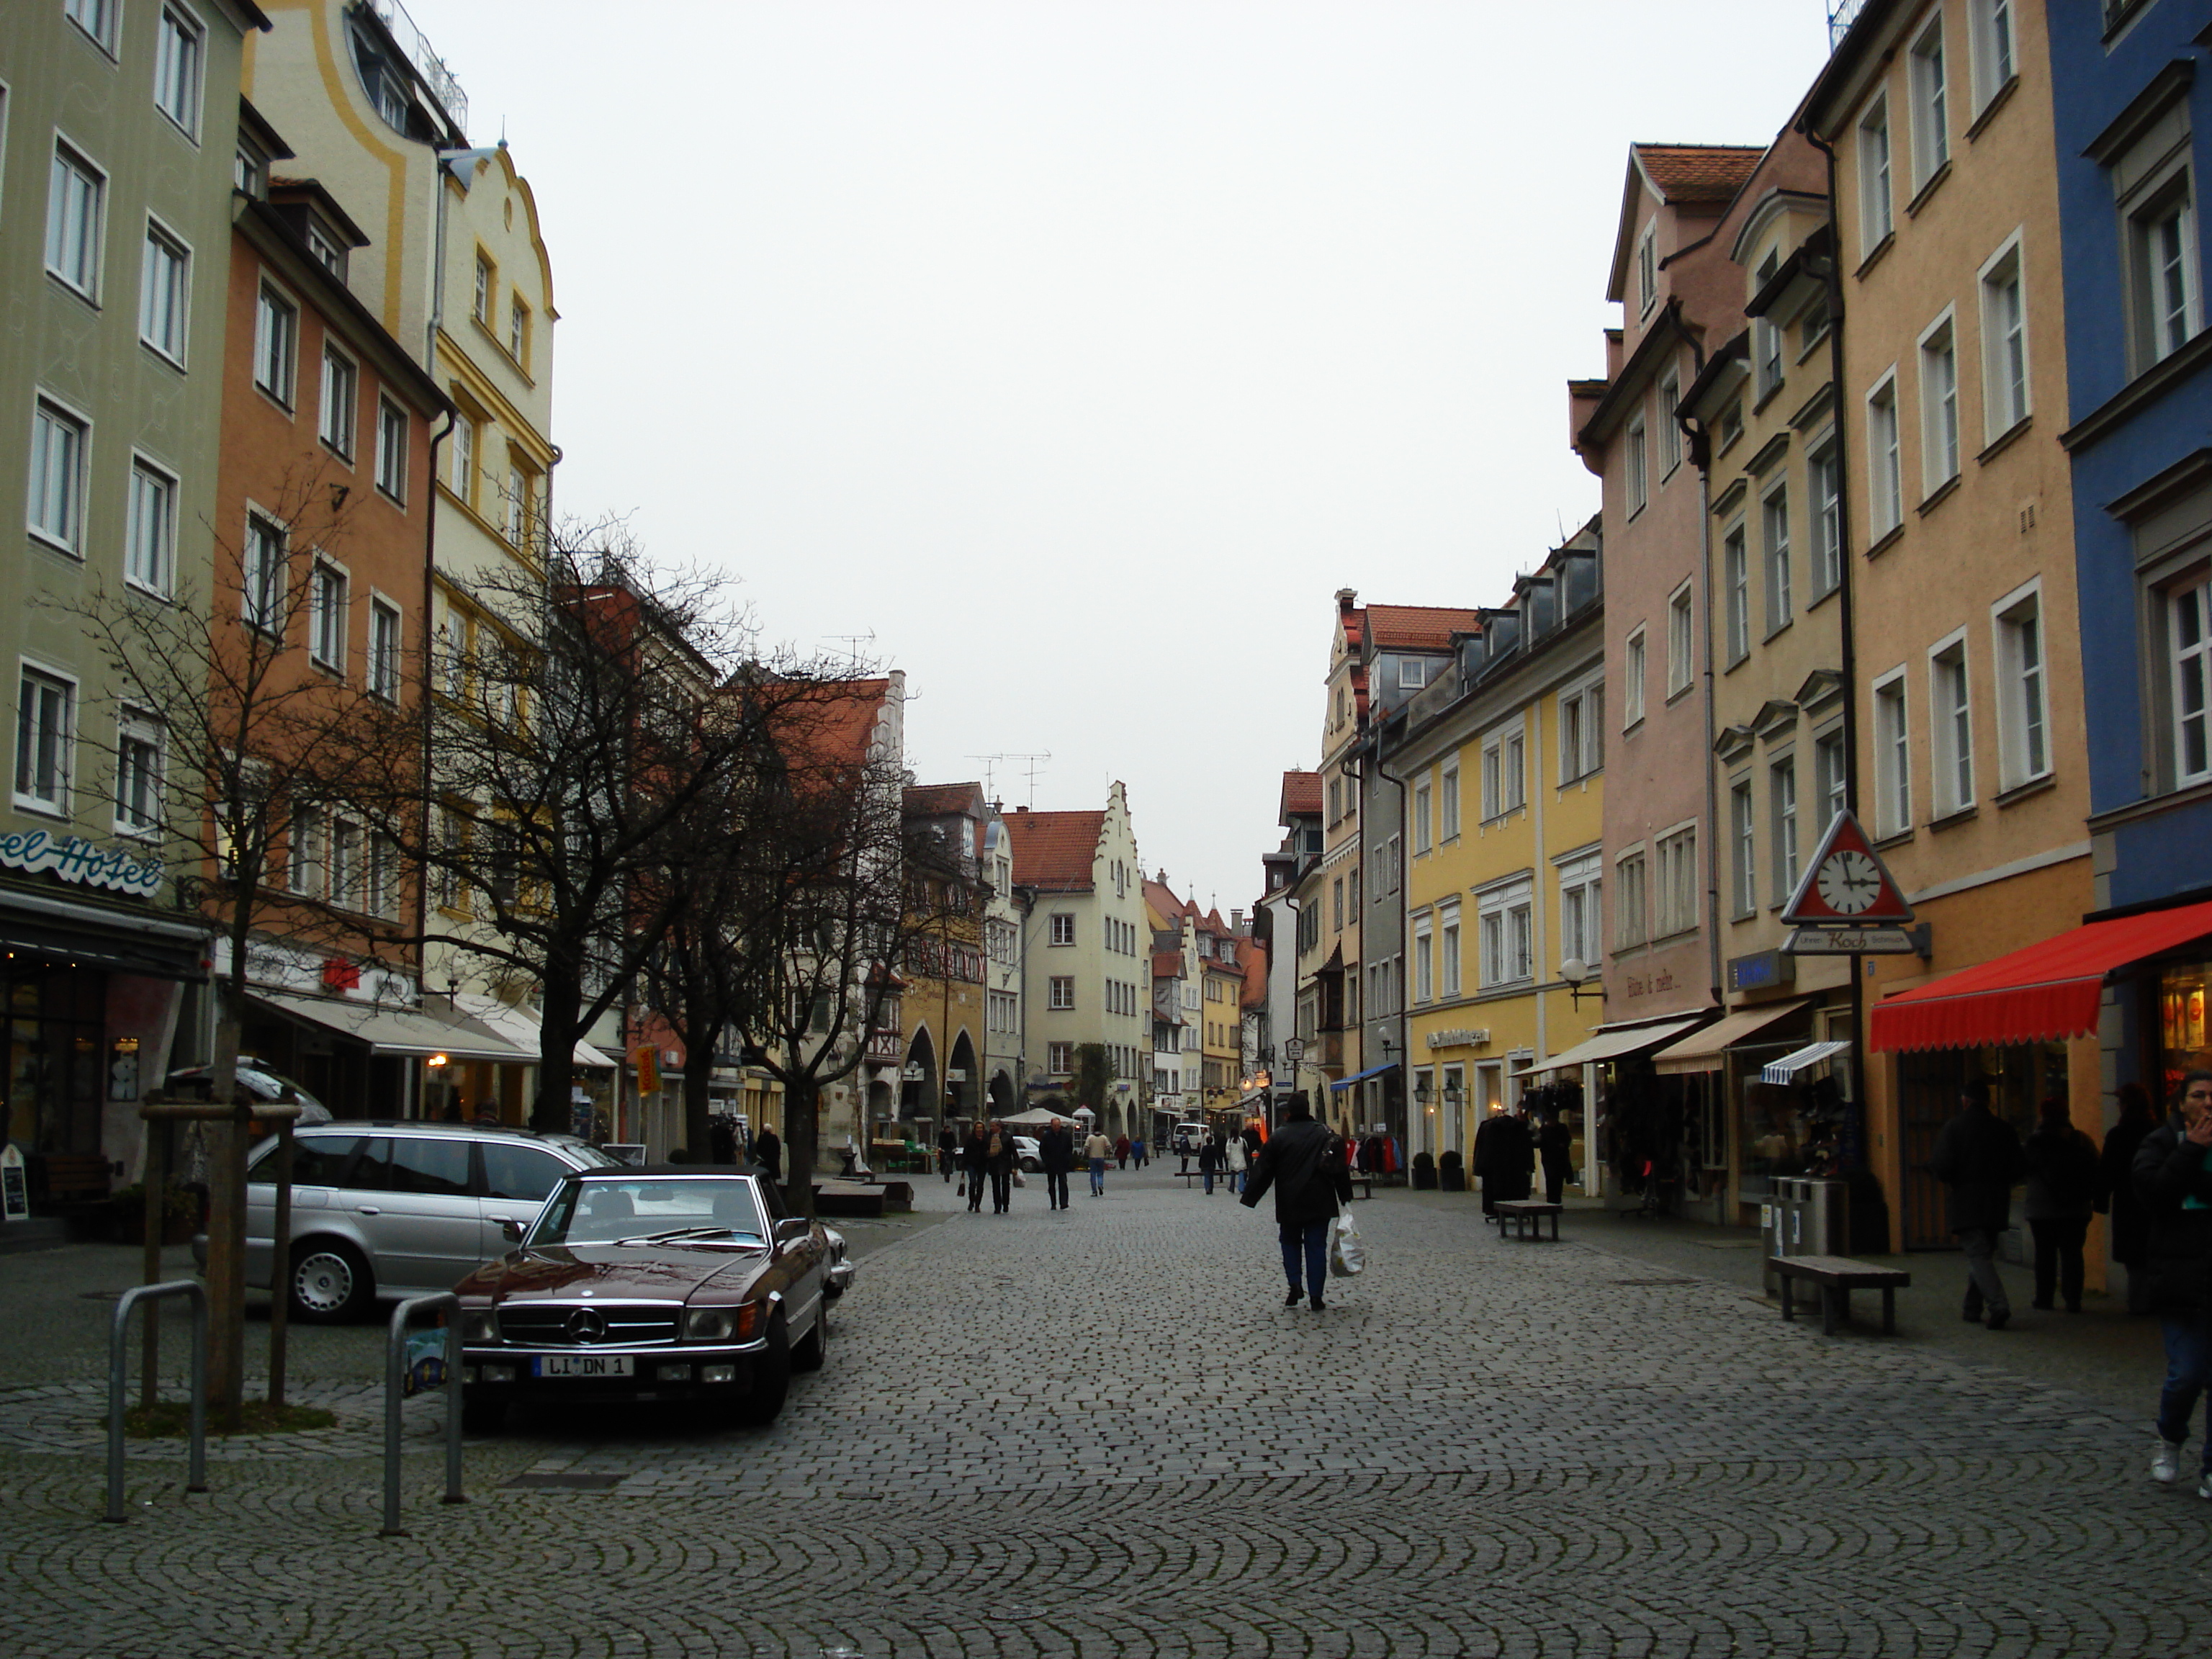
[1762,1176,1848,1295]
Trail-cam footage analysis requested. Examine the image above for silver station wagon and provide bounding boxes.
[201,1123,619,1321]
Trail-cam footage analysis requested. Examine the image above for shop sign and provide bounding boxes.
[1425,1028,1491,1050]
[0,828,162,898]
[1,1145,27,1223]
[1785,925,1930,956]
[1727,950,1796,992]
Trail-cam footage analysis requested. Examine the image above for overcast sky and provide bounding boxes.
[412,0,1834,919]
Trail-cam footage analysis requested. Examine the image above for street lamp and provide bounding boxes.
[1560,957,1605,1010]
[1281,1036,1305,1121]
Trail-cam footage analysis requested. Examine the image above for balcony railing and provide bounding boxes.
[364,0,469,134]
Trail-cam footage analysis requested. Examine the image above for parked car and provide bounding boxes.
[192,1121,616,1321]
[165,1058,333,1123]
[821,1226,853,1298]
[1172,1122,1207,1155]
[1014,1134,1042,1172]
[454,1166,841,1431]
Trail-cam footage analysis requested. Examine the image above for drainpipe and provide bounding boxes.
[418,406,455,1120]
[1368,721,1413,1150]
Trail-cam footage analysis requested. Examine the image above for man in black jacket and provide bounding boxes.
[1930,1078,2024,1329]
[1241,1092,1354,1310]
[2133,1069,2212,1493]
[1040,1118,1074,1210]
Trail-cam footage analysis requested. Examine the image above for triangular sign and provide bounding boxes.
[1780,809,1915,925]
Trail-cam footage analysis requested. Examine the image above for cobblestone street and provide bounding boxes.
[3,1169,2207,1658]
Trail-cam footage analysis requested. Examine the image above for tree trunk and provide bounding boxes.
[531,963,585,1132]
[782,1074,819,1218]
[682,1028,717,1163]
[204,986,249,1429]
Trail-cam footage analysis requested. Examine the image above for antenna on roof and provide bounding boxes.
[968,752,1051,809]
[827,632,876,673]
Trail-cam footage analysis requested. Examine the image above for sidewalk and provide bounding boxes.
[1400,1188,2164,1427]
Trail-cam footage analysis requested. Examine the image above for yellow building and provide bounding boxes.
[1385,525,1608,1189]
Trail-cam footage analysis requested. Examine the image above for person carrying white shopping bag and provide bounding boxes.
[1240,1092,1357,1310]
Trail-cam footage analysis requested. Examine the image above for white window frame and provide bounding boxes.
[1637,220,1658,318]
[1978,232,2032,441]
[1918,307,1960,491]
[1858,95,1894,255]
[1770,754,1800,907]
[1667,580,1694,697]
[1929,631,1975,817]
[139,216,191,366]
[1730,775,1757,918]
[1809,436,1843,596]
[65,0,120,55]
[369,595,402,701]
[1658,372,1682,478]
[28,392,91,556]
[125,452,178,597]
[320,344,358,459]
[509,297,529,365]
[1439,901,1462,997]
[1624,626,1647,728]
[2173,572,2212,788]
[1050,912,1075,946]
[376,397,408,503]
[1761,481,1791,636]
[451,415,477,505]
[1653,823,1699,938]
[14,660,78,816]
[1969,0,2016,114]
[1399,656,1428,691]
[1753,253,1784,398]
[1050,976,1075,1012]
[309,558,348,673]
[114,708,164,837]
[1481,719,1527,820]
[153,3,207,140]
[1723,521,1750,664]
[1439,763,1460,840]
[1866,372,1903,539]
[1873,668,1913,837]
[1991,578,2051,791]
[2114,103,2200,375]
[1558,675,1604,782]
[1413,777,1432,855]
[242,509,287,634]
[1908,17,1949,192]
[1614,845,1648,950]
[1625,414,1648,516]
[255,278,299,407]
[1555,850,1601,968]
[46,136,107,302]
[1815,728,1848,832]
[1477,876,1534,990]
[1413,915,1434,1005]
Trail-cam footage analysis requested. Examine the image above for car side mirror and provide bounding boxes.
[773,1217,811,1249]
[493,1216,523,1243]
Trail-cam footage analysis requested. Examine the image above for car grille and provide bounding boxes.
[495,1303,680,1347]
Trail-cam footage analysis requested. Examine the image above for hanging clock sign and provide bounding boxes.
[1781,809,1915,926]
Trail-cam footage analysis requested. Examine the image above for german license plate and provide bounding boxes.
[531,1354,634,1378]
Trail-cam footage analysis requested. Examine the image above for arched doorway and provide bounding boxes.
[900,1027,936,1124]
[988,1069,1016,1115]
[947,1029,979,1122]
[866,1076,894,1123]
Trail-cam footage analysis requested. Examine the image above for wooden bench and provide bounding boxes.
[30,1152,112,1207]
[1346,1176,1375,1200]
[1493,1199,1562,1241]
[1773,1254,1912,1335]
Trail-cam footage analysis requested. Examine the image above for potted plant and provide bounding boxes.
[110,1182,199,1246]
[1411,1150,1437,1191]
[1438,1148,1466,1192]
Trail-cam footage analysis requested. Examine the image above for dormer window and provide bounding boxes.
[235,140,265,198]
[1400,657,1427,691]
[1637,220,1658,318]
[306,219,346,280]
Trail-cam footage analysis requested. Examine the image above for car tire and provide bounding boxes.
[792,1304,828,1372]
[1021,1157,1039,1173]
[737,1315,791,1425]
[289,1238,373,1323]
[460,1394,507,1436]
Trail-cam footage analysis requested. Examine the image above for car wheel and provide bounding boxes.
[792,1303,828,1373]
[1022,1157,1039,1173]
[737,1314,791,1425]
[289,1239,373,1323]
[460,1394,507,1436]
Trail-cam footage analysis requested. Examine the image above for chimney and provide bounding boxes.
[1336,588,1357,620]
[1231,908,1245,934]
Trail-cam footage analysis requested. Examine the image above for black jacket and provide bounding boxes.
[1241,1119,1352,1226]
[754,1128,782,1182]
[1040,1127,1074,1174]
[2134,1116,2212,1317]
[963,1131,992,1174]
[2100,1113,2159,1264]
[1198,1140,1222,1174]
[1928,1105,2023,1234]
[2022,1123,2100,1221]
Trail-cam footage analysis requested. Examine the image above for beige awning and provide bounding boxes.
[1651,998,1812,1075]
[452,992,621,1070]
[247,988,529,1063]
[1512,1015,1707,1077]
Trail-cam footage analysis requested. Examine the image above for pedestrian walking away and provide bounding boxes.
[1130,1135,1148,1170]
[753,1124,783,1184]
[1241,1092,1354,1310]
[2023,1096,2100,1313]
[1198,1133,1223,1195]
[963,1123,991,1213]
[2136,1069,2212,1496]
[985,1120,1017,1213]
[1086,1128,1112,1197]
[1930,1076,2026,1329]
[2101,1082,2161,1315]
[938,1124,960,1183]
[1537,1110,1573,1206]
[1040,1117,1074,1210]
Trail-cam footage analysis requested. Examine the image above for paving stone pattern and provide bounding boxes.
[3,1171,2208,1658]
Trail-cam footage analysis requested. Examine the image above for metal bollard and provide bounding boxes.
[381,1292,465,1537]
[107,1280,208,1523]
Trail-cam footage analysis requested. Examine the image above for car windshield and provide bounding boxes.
[530,1177,768,1247]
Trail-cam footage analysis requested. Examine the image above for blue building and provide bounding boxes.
[2052,0,2212,1100]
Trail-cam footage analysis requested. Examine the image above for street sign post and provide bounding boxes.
[1784,925,1930,956]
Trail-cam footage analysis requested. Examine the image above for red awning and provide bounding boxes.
[1868,898,2212,1053]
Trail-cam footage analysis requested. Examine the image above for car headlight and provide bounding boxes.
[683,1308,736,1342]
[462,1310,499,1344]
[824,1227,848,1264]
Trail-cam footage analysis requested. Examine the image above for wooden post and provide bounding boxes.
[266,1118,293,1408]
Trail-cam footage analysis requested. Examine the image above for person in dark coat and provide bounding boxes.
[2022,1097,2100,1313]
[938,1125,961,1183]
[962,1123,991,1213]
[1929,1078,2025,1329]
[1240,1092,1354,1310]
[1474,1108,1536,1214]
[1198,1133,1223,1195]
[1537,1112,1574,1206]
[2134,1069,2212,1493]
[753,1124,783,1184]
[984,1119,1017,1214]
[2100,1082,2160,1313]
[1039,1118,1074,1210]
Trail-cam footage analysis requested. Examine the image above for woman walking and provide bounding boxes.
[2102,1082,2160,1313]
[1226,1131,1249,1195]
[2023,1097,2100,1313]
[963,1121,991,1213]
[986,1120,1017,1213]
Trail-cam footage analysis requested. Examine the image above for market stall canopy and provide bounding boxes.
[1328,1063,1397,1091]
[1652,999,1812,1074]
[1513,1016,1707,1077]
[1760,1040,1851,1084]
[246,987,527,1062]
[999,1107,1071,1128]
[1868,898,2212,1053]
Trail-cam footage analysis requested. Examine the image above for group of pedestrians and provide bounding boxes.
[1195,1127,1254,1195]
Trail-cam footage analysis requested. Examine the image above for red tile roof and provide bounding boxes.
[1280,770,1322,821]
[1362,605,1481,651]
[1635,144,1766,206]
[1151,950,1184,981]
[1004,808,1104,892]
[1144,877,1190,922]
[766,676,894,778]
[902,781,984,818]
[1241,940,1268,1007]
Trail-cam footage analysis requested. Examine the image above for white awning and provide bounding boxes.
[247,988,528,1063]
[1512,1016,1707,1077]
[452,992,621,1070]
[1651,999,1812,1075]
[1760,1040,1851,1085]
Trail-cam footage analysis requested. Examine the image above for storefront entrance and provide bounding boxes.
[1896,1040,2064,1249]
[2,966,104,1155]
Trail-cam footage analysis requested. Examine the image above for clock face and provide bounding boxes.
[1815,849,1886,916]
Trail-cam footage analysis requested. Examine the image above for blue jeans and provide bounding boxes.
[1202,1169,1215,1194]
[1280,1220,1329,1298]
[1089,1158,1106,1195]
[2159,1317,2212,1470]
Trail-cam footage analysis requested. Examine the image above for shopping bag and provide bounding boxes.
[1012,1169,1028,1187]
[1329,1210,1367,1278]
[956,1177,966,1197]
